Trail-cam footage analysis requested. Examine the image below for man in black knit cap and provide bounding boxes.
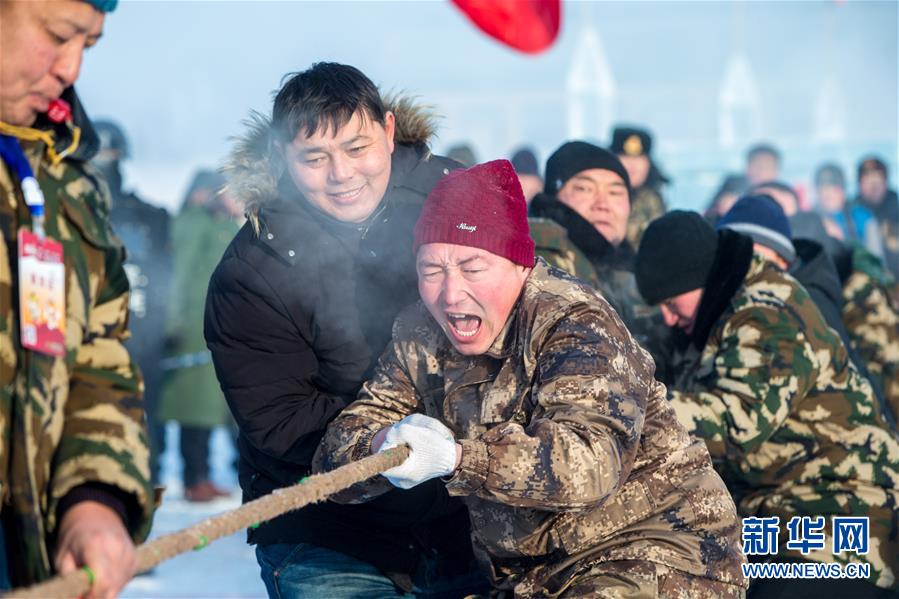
[528,141,670,375]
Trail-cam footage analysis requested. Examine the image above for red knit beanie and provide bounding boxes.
[413,159,535,266]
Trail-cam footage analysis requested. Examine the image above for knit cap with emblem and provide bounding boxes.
[413,159,535,267]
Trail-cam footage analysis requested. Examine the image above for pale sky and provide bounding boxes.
[77,0,898,210]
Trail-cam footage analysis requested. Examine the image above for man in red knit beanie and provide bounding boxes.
[316,159,746,597]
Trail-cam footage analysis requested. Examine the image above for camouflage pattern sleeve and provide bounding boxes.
[445,305,653,512]
[313,330,422,502]
[668,307,813,461]
[47,176,153,541]
[843,268,899,424]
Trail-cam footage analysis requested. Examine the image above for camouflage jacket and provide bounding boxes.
[0,104,152,585]
[529,195,672,382]
[317,259,746,596]
[625,185,666,249]
[528,217,600,288]
[841,245,899,427]
[669,254,899,589]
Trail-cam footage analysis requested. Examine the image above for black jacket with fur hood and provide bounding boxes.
[204,99,474,578]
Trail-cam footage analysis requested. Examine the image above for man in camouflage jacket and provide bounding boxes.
[791,211,899,428]
[609,126,669,250]
[635,211,899,594]
[316,160,746,598]
[528,141,672,383]
[0,0,152,593]
[839,244,899,426]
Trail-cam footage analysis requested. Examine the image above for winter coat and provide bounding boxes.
[824,203,883,257]
[204,99,474,579]
[668,230,899,590]
[834,244,899,428]
[528,193,672,380]
[527,217,600,288]
[0,88,152,585]
[105,173,171,409]
[788,239,895,427]
[854,189,899,280]
[788,239,862,366]
[315,259,746,597]
[157,204,238,428]
[625,185,666,249]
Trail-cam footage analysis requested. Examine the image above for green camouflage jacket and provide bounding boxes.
[625,185,666,249]
[842,245,899,427]
[317,259,746,597]
[0,113,152,584]
[529,200,672,383]
[669,255,899,589]
[528,217,600,288]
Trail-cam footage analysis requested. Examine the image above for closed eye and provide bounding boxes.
[48,30,70,45]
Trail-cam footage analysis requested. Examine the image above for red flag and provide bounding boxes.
[451,0,561,54]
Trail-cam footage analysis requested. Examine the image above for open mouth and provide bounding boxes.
[328,186,363,203]
[446,312,481,339]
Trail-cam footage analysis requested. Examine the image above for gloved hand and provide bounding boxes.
[379,414,458,489]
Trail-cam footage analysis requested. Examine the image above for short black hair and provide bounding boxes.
[858,156,888,181]
[271,62,386,143]
[746,143,781,165]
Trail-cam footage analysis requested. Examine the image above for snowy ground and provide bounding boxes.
[123,425,265,598]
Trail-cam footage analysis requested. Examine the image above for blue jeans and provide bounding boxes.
[256,543,489,599]
[0,521,11,591]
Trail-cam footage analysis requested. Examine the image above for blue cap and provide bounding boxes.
[718,194,796,264]
[83,0,117,12]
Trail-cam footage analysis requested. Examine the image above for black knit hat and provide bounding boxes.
[635,210,718,305]
[610,126,652,157]
[510,147,540,176]
[544,141,631,196]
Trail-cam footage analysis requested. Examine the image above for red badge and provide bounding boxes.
[46,99,72,124]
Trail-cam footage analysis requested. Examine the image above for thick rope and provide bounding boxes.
[6,445,410,599]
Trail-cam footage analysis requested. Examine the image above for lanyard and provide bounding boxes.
[0,134,46,238]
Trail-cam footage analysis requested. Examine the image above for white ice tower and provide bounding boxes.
[812,6,847,144]
[718,53,762,148]
[566,25,616,141]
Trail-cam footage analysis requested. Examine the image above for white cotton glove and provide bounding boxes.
[379,414,458,489]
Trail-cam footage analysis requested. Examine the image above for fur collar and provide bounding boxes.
[690,229,754,349]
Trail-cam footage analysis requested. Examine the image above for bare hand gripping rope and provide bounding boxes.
[5,445,411,599]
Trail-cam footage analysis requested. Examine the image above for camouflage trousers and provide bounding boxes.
[484,560,746,598]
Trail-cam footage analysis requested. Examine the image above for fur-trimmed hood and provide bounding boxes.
[224,95,440,227]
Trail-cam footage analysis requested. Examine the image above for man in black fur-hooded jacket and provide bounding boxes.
[205,63,486,597]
